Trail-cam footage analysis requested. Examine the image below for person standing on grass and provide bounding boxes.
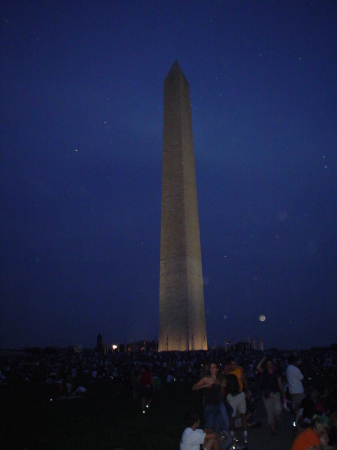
[192,362,227,432]
[224,357,250,445]
[257,356,285,436]
[131,364,141,400]
[286,355,305,416]
[140,365,154,414]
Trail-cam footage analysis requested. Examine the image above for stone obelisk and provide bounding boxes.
[158,61,207,351]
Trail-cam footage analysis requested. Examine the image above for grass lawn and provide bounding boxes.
[0,379,203,450]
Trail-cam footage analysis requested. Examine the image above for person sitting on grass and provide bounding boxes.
[290,415,328,450]
[180,412,232,450]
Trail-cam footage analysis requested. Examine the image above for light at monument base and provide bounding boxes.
[112,345,117,350]
[73,344,83,353]
[259,315,266,322]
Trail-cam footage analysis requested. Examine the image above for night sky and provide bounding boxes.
[1,1,336,350]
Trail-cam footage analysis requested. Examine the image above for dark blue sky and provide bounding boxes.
[1,1,336,350]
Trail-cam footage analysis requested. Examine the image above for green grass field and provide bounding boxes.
[0,379,203,450]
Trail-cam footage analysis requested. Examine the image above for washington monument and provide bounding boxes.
[158,61,207,351]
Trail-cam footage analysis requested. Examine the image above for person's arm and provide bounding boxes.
[192,376,213,390]
[298,367,304,381]
[256,357,266,374]
[277,376,285,397]
[242,372,251,398]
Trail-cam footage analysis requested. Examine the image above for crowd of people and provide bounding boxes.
[1,345,336,449]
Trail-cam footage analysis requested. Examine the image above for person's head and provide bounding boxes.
[209,361,219,376]
[312,416,328,438]
[185,412,201,428]
[226,374,240,396]
[288,355,296,365]
[226,357,237,372]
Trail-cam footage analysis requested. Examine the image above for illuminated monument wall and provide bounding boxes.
[158,61,207,351]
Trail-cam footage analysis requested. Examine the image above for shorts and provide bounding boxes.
[292,392,305,405]
[226,392,246,416]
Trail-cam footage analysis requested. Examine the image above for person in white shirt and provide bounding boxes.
[180,412,232,450]
[286,355,305,415]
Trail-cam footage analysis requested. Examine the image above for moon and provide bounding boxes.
[259,314,266,322]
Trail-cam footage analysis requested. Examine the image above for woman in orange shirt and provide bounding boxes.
[290,416,328,450]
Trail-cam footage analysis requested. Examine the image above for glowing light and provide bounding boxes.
[259,315,266,322]
[73,344,83,353]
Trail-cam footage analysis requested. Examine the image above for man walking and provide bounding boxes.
[286,355,305,415]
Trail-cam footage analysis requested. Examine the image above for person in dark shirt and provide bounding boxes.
[140,365,155,413]
[131,364,141,400]
[192,362,227,432]
[257,356,285,436]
